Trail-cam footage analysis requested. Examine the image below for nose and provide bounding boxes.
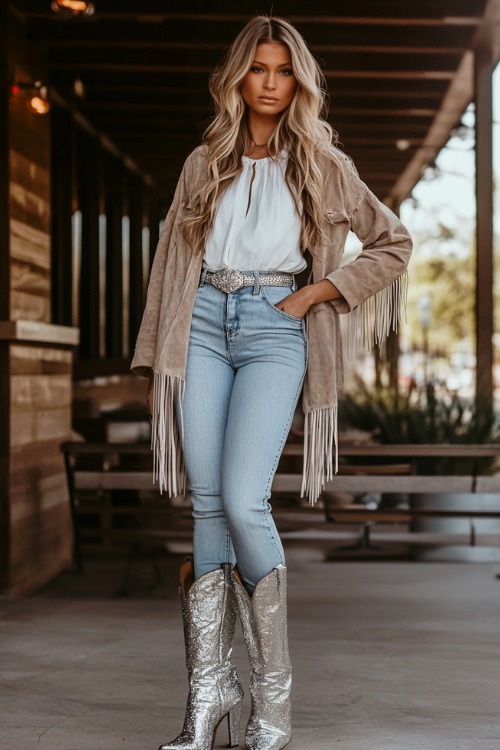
[264,73,277,91]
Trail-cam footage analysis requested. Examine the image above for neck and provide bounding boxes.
[246,111,278,147]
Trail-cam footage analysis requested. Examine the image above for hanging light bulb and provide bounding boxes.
[11,81,51,115]
[51,0,95,17]
[28,91,51,115]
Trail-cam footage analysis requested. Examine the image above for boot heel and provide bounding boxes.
[227,701,242,747]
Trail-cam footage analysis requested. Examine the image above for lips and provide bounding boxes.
[258,96,278,103]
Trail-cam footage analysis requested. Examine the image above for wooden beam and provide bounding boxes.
[127,171,144,356]
[474,44,494,406]
[0,1,10,593]
[75,101,438,118]
[45,39,467,56]
[31,18,477,51]
[104,151,124,358]
[48,62,457,81]
[0,26,9,325]
[388,52,475,205]
[89,115,431,131]
[19,5,484,26]
[147,193,162,271]
[77,129,101,358]
[49,70,448,99]
[76,102,210,113]
[51,106,74,326]
[325,70,455,80]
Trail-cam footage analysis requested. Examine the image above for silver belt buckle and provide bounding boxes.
[210,269,244,294]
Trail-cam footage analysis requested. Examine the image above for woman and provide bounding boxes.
[132,15,412,750]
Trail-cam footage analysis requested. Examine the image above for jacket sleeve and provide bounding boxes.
[130,155,192,377]
[325,175,412,315]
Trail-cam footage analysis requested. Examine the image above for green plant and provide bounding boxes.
[339,381,500,475]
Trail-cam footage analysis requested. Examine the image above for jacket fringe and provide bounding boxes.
[151,372,187,496]
[347,270,408,359]
[301,406,338,505]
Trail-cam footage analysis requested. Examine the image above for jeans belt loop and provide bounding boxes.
[199,267,208,287]
[252,270,261,295]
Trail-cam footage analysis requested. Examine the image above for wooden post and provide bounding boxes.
[0,5,9,324]
[51,106,74,327]
[105,152,124,358]
[149,195,162,272]
[474,46,494,407]
[0,2,11,590]
[77,130,101,359]
[128,172,144,355]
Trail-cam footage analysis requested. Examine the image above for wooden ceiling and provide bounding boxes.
[13,0,489,202]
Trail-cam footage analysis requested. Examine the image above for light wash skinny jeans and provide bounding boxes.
[180,274,307,592]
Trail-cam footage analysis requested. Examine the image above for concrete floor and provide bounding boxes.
[1,546,500,750]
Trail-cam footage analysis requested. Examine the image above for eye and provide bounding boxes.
[251,66,264,74]
[280,69,294,76]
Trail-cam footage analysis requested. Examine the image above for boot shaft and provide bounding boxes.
[180,562,237,674]
[233,566,291,673]
[232,565,292,750]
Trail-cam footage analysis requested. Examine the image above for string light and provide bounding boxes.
[10,81,51,115]
[51,0,95,17]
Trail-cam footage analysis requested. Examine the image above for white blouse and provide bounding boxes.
[203,152,306,274]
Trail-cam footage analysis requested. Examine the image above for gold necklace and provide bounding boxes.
[246,138,268,157]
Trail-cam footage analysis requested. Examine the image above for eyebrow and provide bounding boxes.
[252,59,293,67]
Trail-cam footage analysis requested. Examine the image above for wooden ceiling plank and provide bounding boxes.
[19,12,483,27]
[48,46,462,70]
[45,39,466,56]
[32,18,477,51]
[75,101,437,118]
[12,0,490,199]
[49,61,457,81]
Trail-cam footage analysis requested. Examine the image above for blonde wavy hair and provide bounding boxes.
[182,15,343,253]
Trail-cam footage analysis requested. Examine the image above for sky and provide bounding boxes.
[344,66,500,391]
[400,65,500,242]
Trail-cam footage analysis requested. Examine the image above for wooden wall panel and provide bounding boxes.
[9,117,50,172]
[10,438,65,489]
[9,169,51,322]
[2,10,75,595]
[0,3,10,590]
[8,502,72,597]
[7,344,73,594]
[10,291,50,322]
[10,475,68,524]
[11,260,50,294]
[10,343,72,375]
[10,149,50,196]
[9,92,51,324]
[10,218,50,268]
[10,181,50,234]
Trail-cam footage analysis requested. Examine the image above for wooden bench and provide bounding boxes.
[61,441,193,584]
[62,441,500,570]
[276,442,500,552]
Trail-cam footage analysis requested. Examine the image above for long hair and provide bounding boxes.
[182,15,343,253]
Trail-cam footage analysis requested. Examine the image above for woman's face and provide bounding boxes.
[240,42,298,120]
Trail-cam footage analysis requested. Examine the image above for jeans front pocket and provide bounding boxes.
[260,286,304,324]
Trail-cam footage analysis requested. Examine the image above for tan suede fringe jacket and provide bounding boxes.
[131,145,412,503]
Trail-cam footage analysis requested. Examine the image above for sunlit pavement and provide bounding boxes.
[1,546,499,750]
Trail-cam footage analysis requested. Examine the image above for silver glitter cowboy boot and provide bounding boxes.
[233,566,292,750]
[159,557,243,750]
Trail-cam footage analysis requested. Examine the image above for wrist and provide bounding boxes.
[308,279,342,305]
